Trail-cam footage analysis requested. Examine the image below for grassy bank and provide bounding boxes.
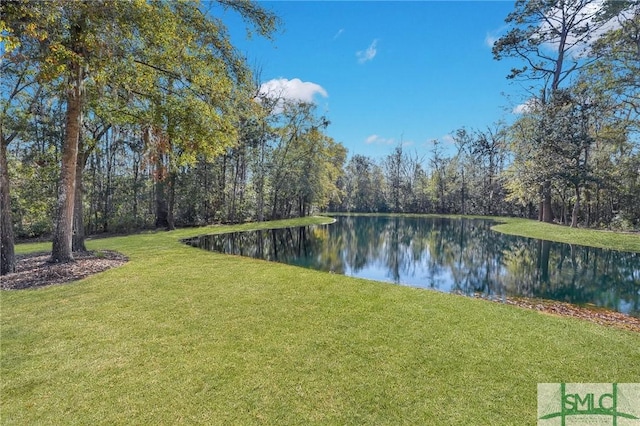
[327,212,640,253]
[2,216,639,424]
[491,217,640,253]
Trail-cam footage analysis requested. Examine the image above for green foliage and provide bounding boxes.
[1,0,289,241]
[588,2,640,121]
[8,147,58,238]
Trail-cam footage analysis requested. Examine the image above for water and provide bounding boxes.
[183,215,640,317]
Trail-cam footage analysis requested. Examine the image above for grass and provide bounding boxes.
[327,212,640,253]
[2,216,639,424]
[491,217,640,253]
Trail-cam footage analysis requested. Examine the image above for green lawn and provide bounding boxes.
[2,216,639,424]
[326,212,640,253]
[491,217,640,253]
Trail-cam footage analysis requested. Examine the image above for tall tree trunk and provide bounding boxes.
[202,159,210,223]
[585,188,591,228]
[541,180,553,223]
[271,187,279,220]
[256,134,267,222]
[144,127,171,231]
[0,136,16,275]
[218,155,227,222]
[72,143,90,252]
[167,171,176,231]
[538,184,544,221]
[229,154,239,223]
[51,59,83,263]
[571,185,580,228]
[132,155,140,225]
[527,201,534,219]
[154,157,170,229]
[460,169,465,215]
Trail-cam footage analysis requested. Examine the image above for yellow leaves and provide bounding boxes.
[24,22,41,39]
[4,0,278,172]
[36,41,78,82]
[0,35,21,55]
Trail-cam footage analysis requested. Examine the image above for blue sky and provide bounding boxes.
[220,1,525,160]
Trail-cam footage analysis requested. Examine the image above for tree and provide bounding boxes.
[1,50,29,274]
[588,1,640,121]
[451,128,473,215]
[1,9,46,274]
[384,145,405,213]
[0,130,16,275]
[472,125,508,216]
[504,113,545,218]
[3,1,134,262]
[343,155,380,212]
[2,0,278,262]
[266,101,339,218]
[429,139,449,214]
[544,88,596,227]
[493,0,613,222]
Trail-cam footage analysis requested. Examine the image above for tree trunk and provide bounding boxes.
[218,155,227,222]
[230,154,239,223]
[271,188,279,220]
[73,145,90,252]
[155,163,170,229]
[132,155,140,224]
[538,185,544,221]
[154,159,175,231]
[571,185,580,228]
[256,136,266,222]
[541,180,553,223]
[460,169,465,215]
[0,136,16,275]
[167,171,176,231]
[51,59,83,263]
[585,188,591,227]
[202,159,211,223]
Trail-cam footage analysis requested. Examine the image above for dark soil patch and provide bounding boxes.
[470,294,640,333]
[502,297,640,333]
[0,250,128,290]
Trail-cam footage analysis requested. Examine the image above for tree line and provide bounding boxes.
[1,0,638,276]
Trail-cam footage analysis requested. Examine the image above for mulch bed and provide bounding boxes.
[0,250,128,290]
[2,251,638,333]
[474,294,640,333]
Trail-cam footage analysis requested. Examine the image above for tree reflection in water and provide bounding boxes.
[183,216,640,317]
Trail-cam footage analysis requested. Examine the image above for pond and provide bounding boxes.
[183,215,640,317]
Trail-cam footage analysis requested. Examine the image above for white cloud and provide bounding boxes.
[513,98,540,114]
[259,78,328,104]
[365,134,395,145]
[441,134,456,144]
[484,34,497,48]
[512,103,529,114]
[333,28,345,40]
[487,1,628,58]
[537,1,627,58]
[356,39,378,64]
[484,24,509,49]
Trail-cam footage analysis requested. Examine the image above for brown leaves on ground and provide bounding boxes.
[0,250,128,290]
[502,296,640,333]
[2,251,638,333]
